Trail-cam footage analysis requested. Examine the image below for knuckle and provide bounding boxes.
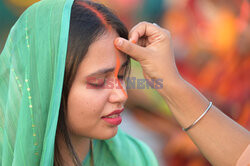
[123,41,133,52]
[140,21,149,26]
[128,33,132,39]
[153,23,160,28]
[163,29,171,40]
[127,44,134,53]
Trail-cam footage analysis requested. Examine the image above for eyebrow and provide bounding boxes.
[87,59,129,77]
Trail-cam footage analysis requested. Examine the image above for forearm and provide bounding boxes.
[158,77,250,166]
[115,21,249,165]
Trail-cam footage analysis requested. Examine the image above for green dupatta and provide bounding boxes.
[0,0,73,165]
[0,0,159,165]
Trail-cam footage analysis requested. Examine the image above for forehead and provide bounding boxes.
[77,30,127,76]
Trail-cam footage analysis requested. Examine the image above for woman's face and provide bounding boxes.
[66,30,128,140]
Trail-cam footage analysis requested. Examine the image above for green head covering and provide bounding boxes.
[0,0,73,165]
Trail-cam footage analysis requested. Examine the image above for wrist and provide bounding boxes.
[157,75,187,101]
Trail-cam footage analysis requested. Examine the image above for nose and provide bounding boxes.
[108,77,128,104]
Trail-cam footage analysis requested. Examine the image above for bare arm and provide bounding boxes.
[158,76,250,166]
[114,21,250,166]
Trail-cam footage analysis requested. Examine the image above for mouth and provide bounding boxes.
[101,108,124,118]
[101,108,124,125]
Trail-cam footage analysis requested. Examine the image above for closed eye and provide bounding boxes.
[89,82,105,87]
[87,77,105,88]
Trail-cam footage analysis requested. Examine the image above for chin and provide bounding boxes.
[94,126,119,140]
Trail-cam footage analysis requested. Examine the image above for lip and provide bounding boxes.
[102,116,122,125]
[101,108,124,118]
[101,108,124,125]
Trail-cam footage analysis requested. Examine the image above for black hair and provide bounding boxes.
[54,0,131,165]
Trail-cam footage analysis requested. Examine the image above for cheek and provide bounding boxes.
[66,85,109,133]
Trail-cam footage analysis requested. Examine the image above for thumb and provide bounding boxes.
[114,37,147,62]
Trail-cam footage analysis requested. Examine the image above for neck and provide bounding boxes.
[57,130,91,166]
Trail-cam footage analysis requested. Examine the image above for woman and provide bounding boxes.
[0,0,158,165]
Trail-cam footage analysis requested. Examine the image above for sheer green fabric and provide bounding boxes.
[0,0,158,165]
[88,127,158,166]
[0,0,73,165]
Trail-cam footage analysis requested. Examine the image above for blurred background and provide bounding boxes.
[0,0,249,165]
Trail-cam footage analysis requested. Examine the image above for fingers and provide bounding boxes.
[114,37,147,62]
[152,23,160,27]
[128,21,163,43]
[114,21,171,63]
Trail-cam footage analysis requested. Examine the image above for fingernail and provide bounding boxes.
[116,39,123,47]
[129,38,136,43]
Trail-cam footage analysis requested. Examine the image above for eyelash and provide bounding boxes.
[89,75,125,87]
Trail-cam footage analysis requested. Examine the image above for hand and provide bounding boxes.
[114,21,181,86]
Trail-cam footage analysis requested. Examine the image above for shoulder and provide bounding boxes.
[103,127,159,166]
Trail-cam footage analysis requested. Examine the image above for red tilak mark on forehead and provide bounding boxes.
[114,54,128,98]
[114,40,127,98]
[114,53,120,77]
[76,1,111,31]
